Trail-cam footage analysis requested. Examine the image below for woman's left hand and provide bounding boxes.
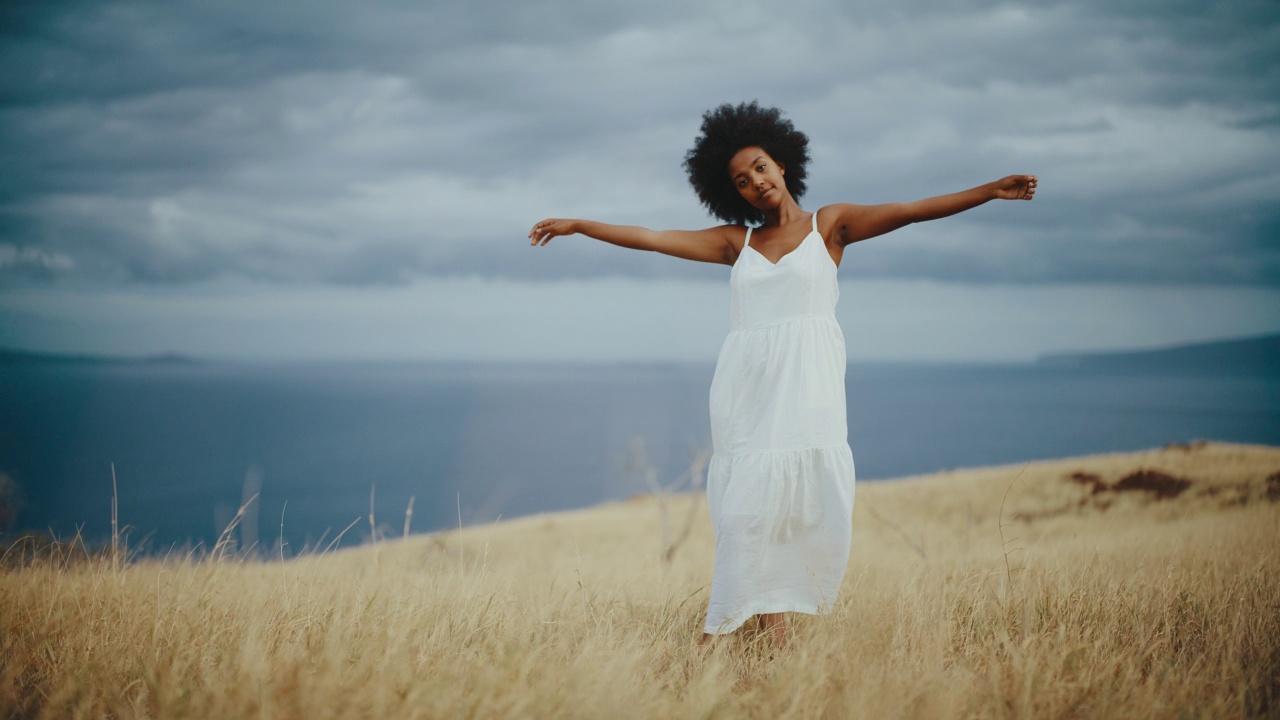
[992,175,1038,201]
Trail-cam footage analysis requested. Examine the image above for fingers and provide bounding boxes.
[529,218,578,245]
[529,219,555,246]
[995,175,1037,201]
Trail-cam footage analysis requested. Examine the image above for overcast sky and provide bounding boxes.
[2,0,1278,362]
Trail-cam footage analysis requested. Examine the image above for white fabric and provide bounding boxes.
[703,209,856,634]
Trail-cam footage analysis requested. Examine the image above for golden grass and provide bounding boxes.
[2,441,1278,719]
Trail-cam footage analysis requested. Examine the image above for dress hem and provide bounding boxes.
[702,601,835,635]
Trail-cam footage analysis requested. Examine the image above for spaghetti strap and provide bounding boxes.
[743,225,754,248]
[811,209,819,236]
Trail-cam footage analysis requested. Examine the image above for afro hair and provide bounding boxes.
[682,101,811,226]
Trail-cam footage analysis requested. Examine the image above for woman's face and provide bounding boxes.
[728,146,787,211]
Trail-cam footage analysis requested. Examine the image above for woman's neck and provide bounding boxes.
[758,194,805,228]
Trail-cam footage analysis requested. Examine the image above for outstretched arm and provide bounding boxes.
[828,175,1037,247]
[528,219,741,265]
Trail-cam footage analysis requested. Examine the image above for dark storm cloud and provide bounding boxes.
[0,0,1277,286]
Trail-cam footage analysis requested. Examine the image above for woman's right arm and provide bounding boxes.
[528,219,740,266]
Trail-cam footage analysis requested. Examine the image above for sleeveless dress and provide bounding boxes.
[703,209,857,634]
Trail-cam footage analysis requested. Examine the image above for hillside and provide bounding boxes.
[2,442,1278,719]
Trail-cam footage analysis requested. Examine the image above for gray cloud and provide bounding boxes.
[0,0,1277,287]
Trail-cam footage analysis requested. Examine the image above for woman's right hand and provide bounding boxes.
[529,218,578,246]
[526,219,738,265]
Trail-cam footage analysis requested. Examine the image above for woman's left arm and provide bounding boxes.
[827,175,1037,247]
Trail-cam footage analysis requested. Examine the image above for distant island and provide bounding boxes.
[1037,333,1280,374]
[0,348,200,366]
[4,333,1278,374]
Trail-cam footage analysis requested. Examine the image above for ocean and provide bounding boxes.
[1,359,1276,554]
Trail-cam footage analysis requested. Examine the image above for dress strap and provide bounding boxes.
[811,209,820,236]
[743,225,754,248]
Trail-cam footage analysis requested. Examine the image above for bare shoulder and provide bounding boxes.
[815,203,862,243]
[719,224,750,251]
[705,223,750,265]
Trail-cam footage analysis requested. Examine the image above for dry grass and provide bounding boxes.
[2,441,1278,719]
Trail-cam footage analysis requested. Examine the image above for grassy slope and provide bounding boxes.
[2,442,1278,719]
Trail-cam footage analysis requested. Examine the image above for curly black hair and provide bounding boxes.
[682,101,811,226]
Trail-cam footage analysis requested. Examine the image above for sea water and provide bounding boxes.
[1,360,1276,553]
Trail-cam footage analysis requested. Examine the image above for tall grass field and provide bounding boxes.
[3,442,1278,719]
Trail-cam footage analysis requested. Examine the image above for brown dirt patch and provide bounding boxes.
[1065,471,1108,494]
[1113,469,1192,500]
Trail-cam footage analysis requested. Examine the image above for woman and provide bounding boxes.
[529,101,1036,646]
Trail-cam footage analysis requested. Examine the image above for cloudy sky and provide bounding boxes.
[2,0,1278,362]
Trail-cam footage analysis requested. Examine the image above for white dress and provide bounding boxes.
[703,209,857,634]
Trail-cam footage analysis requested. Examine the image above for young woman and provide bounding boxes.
[529,101,1036,646]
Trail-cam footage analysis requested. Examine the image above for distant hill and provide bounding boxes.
[0,348,200,366]
[1037,333,1280,374]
